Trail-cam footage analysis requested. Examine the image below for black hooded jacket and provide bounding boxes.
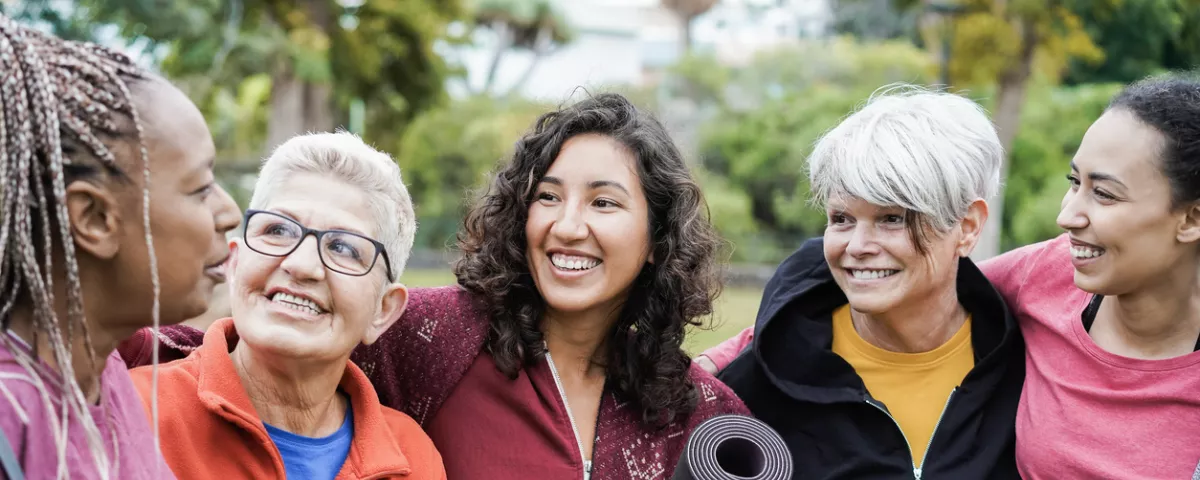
[719,238,1024,479]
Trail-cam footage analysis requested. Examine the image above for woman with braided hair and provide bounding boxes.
[0,15,241,479]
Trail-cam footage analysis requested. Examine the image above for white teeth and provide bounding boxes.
[272,292,322,315]
[851,269,898,280]
[550,253,600,271]
[1071,246,1105,259]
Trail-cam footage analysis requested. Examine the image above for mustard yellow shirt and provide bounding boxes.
[831,304,973,467]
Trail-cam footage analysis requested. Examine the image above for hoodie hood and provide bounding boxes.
[749,237,1022,404]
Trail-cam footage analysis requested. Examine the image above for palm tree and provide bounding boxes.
[660,0,720,53]
[475,0,573,94]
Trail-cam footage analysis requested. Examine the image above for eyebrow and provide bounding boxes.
[540,176,631,196]
[271,208,370,236]
[1070,161,1128,189]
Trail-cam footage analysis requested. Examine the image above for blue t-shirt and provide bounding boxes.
[264,405,354,480]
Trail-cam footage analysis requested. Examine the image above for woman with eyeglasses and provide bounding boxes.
[127,132,445,480]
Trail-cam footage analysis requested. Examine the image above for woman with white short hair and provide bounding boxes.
[129,132,445,480]
[715,86,1024,479]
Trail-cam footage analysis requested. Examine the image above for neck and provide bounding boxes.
[542,305,617,379]
[230,342,348,437]
[1096,264,1200,359]
[6,300,120,405]
[851,280,966,354]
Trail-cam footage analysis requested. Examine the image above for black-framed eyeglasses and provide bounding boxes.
[242,209,395,282]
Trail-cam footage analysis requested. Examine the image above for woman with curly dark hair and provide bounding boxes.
[125,92,747,479]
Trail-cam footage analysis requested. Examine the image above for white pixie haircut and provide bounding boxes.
[808,84,1003,232]
[249,131,417,281]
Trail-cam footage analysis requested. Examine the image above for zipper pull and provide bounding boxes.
[914,467,922,479]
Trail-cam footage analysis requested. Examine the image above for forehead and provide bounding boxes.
[263,172,374,236]
[544,134,639,183]
[1074,109,1165,181]
[133,79,215,178]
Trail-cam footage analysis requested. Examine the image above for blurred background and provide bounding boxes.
[7,0,1199,351]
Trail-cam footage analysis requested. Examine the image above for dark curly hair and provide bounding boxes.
[1107,74,1200,208]
[453,92,723,427]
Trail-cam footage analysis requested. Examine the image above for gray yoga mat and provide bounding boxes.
[672,414,793,480]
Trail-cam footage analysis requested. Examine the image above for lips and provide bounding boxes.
[204,255,230,283]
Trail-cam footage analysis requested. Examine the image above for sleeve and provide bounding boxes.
[349,286,491,426]
[697,326,754,373]
[118,325,205,369]
[978,238,1053,308]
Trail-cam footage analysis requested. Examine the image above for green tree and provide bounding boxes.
[661,0,720,53]
[53,0,466,153]
[474,0,574,95]
[1065,0,1200,84]
[394,95,550,248]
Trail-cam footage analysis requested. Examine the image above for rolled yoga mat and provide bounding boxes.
[671,414,793,480]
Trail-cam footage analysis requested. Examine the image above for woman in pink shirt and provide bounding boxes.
[0,16,241,479]
[701,75,1200,479]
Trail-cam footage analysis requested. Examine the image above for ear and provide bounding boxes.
[955,199,990,257]
[363,283,408,345]
[65,180,123,260]
[1176,202,1200,244]
[227,239,242,276]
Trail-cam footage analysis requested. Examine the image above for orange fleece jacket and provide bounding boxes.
[130,318,445,480]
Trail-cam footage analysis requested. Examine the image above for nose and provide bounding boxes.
[1056,190,1089,231]
[549,201,588,242]
[279,235,327,281]
[212,184,241,235]
[845,223,881,258]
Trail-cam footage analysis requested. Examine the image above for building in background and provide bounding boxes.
[447,0,832,102]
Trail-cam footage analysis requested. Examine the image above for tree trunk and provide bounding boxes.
[266,65,306,152]
[265,0,335,152]
[972,19,1037,260]
[678,13,693,54]
[508,26,553,96]
[483,22,513,94]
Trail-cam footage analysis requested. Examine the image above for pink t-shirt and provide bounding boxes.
[981,234,1200,480]
[0,340,175,479]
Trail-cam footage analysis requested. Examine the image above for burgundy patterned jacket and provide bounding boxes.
[120,285,749,479]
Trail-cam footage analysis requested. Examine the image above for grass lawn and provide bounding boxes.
[401,268,761,355]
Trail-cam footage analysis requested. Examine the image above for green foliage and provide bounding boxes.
[394,95,550,249]
[688,38,936,260]
[1065,0,1200,84]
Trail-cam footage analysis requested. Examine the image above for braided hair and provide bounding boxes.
[0,15,163,478]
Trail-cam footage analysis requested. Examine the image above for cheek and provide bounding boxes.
[525,209,550,248]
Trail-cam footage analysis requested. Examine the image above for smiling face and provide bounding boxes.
[228,172,406,362]
[824,195,981,316]
[1057,108,1195,295]
[524,133,653,320]
[108,79,241,326]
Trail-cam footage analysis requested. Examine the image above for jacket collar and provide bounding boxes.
[746,238,1021,404]
[196,318,412,478]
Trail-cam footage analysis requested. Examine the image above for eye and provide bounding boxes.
[829,213,849,225]
[593,198,618,208]
[1093,188,1117,201]
[193,183,214,198]
[327,238,363,260]
[1066,174,1081,189]
[536,191,559,202]
[882,214,905,225]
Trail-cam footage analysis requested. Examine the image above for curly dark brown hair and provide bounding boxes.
[452,92,724,427]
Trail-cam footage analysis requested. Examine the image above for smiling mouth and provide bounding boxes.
[549,253,602,272]
[847,268,899,280]
[268,292,326,316]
